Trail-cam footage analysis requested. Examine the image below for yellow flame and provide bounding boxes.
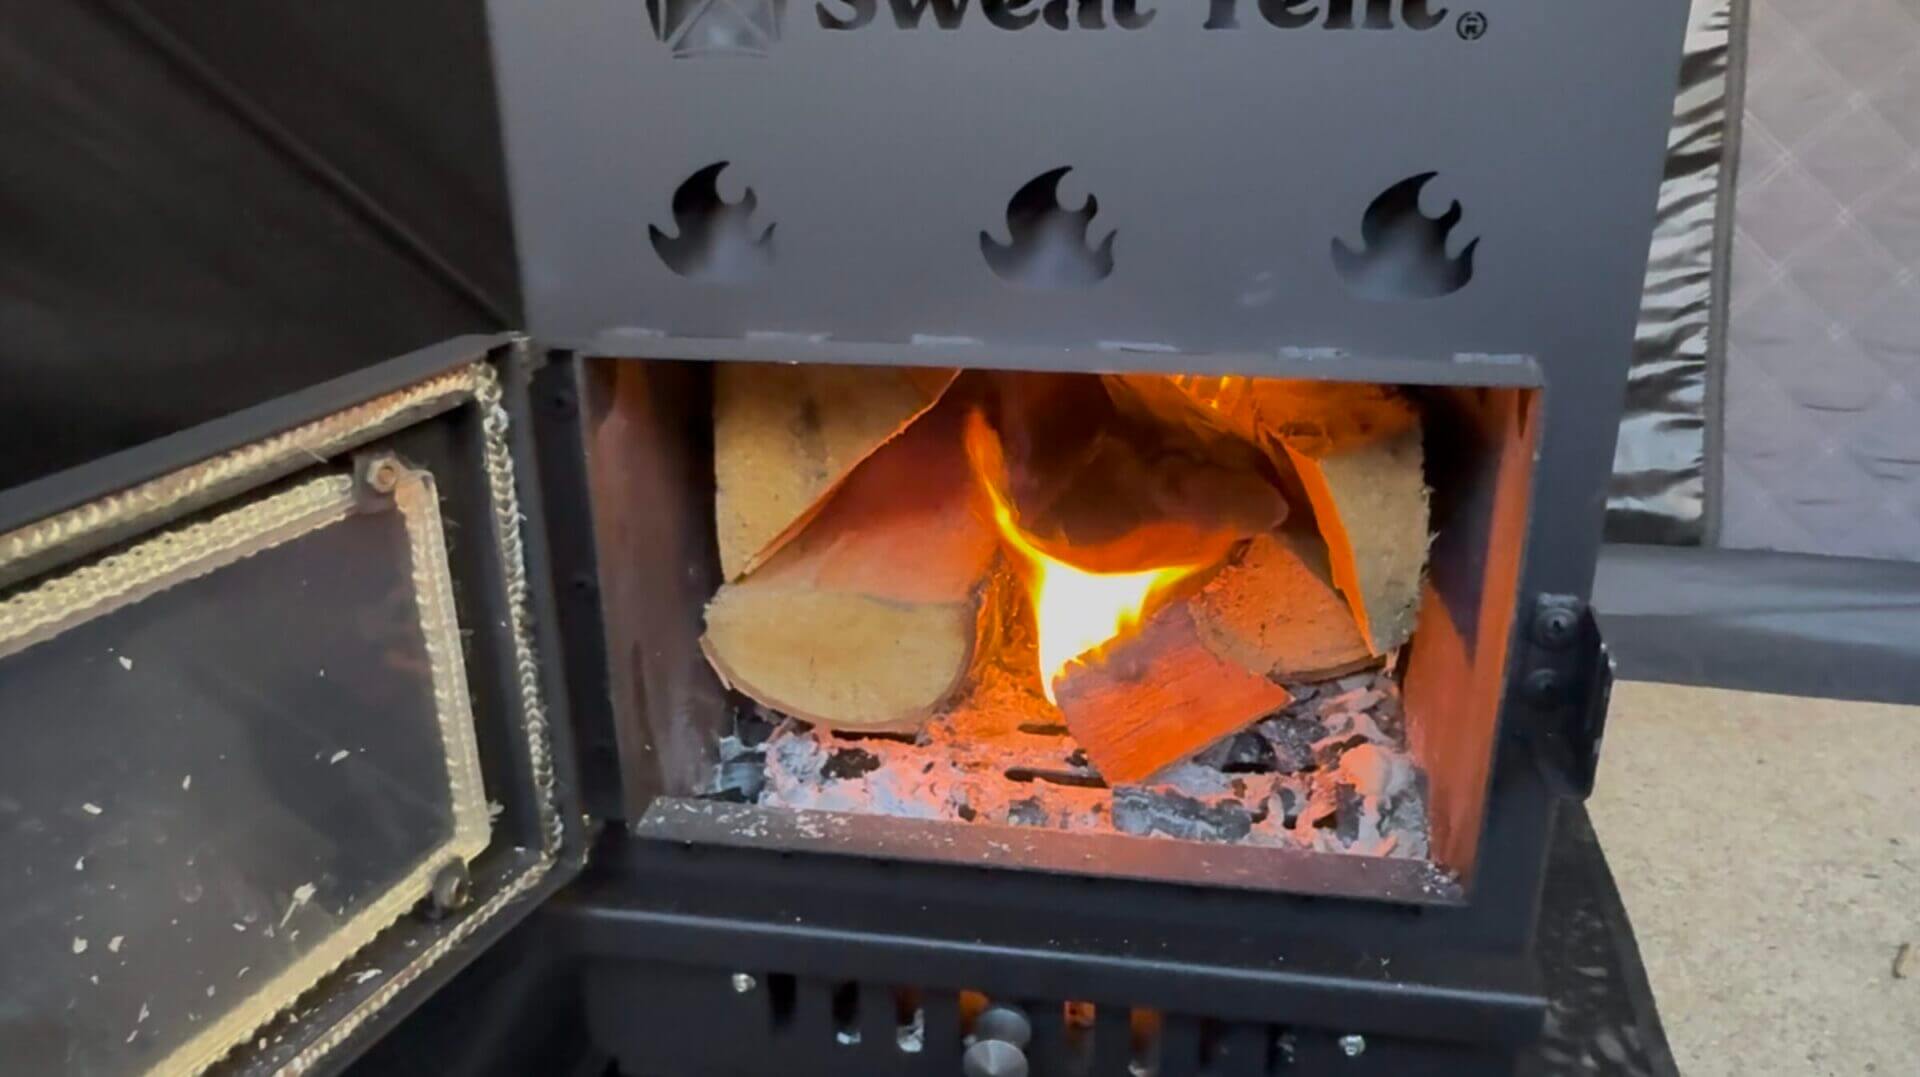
[965,412,1209,704]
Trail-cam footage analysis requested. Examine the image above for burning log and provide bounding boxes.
[961,395,1380,782]
[1103,374,1418,459]
[701,397,995,732]
[713,362,957,579]
[986,372,1286,572]
[1189,530,1376,682]
[1105,374,1430,655]
[1051,605,1293,785]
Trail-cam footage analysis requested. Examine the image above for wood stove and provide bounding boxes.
[0,2,1686,1074]
[485,1,1684,1067]
[532,344,1574,1076]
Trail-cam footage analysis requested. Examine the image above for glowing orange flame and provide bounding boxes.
[1167,374,1249,412]
[963,411,1211,704]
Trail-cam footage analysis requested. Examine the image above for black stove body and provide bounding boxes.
[0,3,1686,1074]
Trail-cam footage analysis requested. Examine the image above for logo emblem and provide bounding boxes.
[650,162,776,283]
[1332,172,1477,300]
[647,0,785,58]
[980,167,1116,288]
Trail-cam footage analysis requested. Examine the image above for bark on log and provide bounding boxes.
[701,397,995,731]
[713,362,957,580]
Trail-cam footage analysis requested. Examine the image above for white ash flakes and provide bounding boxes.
[747,667,1430,860]
[281,882,316,928]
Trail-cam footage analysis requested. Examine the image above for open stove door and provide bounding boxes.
[0,336,588,1076]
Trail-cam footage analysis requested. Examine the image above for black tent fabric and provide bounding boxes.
[0,0,515,490]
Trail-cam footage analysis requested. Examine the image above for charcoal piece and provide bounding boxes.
[734,704,782,746]
[715,733,764,764]
[821,747,883,780]
[1380,772,1430,855]
[1334,671,1379,694]
[1257,715,1322,773]
[832,729,922,744]
[703,757,766,803]
[957,802,979,822]
[1274,782,1303,828]
[1006,767,1108,789]
[1313,733,1369,771]
[1191,736,1231,770]
[1221,732,1276,772]
[1300,780,1341,830]
[1006,797,1051,827]
[1334,782,1363,843]
[1112,788,1253,843]
[1065,747,1091,769]
[1191,730,1274,772]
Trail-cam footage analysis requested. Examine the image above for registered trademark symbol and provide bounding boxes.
[1456,11,1488,40]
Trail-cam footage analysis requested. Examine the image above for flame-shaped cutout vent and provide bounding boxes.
[981,167,1116,288]
[1332,172,1477,300]
[650,162,776,283]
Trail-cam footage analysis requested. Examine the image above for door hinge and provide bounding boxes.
[1516,594,1613,798]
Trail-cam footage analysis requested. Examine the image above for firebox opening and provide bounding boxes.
[582,356,1537,903]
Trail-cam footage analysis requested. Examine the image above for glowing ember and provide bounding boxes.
[964,411,1211,703]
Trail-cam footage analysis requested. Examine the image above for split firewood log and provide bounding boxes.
[713,362,958,579]
[1189,530,1378,682]
[1053,604,1294,785]
[1280,426,1427,655]
[1106,374,1429,655]
[701,396,995,732]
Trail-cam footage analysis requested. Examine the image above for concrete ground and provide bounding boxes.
[1588,680,1920,1076]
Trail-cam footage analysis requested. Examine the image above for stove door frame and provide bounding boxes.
[0,335,589,1076]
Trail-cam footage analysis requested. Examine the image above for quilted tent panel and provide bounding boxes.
[1722,0,1920,560]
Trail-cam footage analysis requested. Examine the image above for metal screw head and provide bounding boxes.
[1523,668,1562,707]
[425,860,470,918]
[962,1039,1029,1077]
[973,1004,1033,1049]
[1533,605,1579,650]
[365,457,404,494]
[1339,1033,1367,1057]
[730,973,757,994]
